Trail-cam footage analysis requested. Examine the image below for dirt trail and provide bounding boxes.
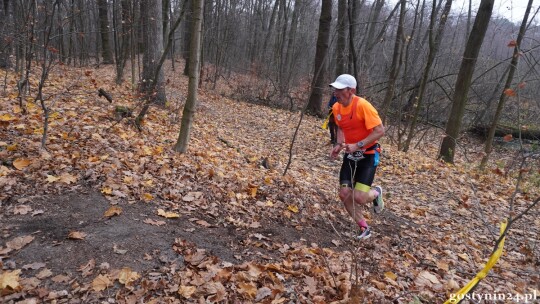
[3,189,398,292]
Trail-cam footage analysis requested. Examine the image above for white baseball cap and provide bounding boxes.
[329,74,357,89]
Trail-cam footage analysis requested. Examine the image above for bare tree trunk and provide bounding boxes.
[439,0,494,163]
[0,0,12,68]
[335,0,348,76]
[347,0,361,79]
[17,0,37,112]
[466,0,472,40]
[112,0,119,68]
[135,0,188,128]
[35,1,59,149]
[479,0,533,169]
[361,0,385,70]
[76,0,87,66]
[137,1,188,125]
[246,0,259,64]
[138,0,166,105]
[360,2,399,77]
[380,0,406,124]
[67,0,75,66]
[163,0,170,43]
[56,3,65,63]
[283,0,302,86]
[93,1,101,66]
[131,1,137,89]
[115,0,132,84]
[183,0,193,76]
[98,0,113,64]
[396,0,421,149]
[262,0,279,64]
[306,0,332,117]
[175,0,203,153]
[275,0,287,84]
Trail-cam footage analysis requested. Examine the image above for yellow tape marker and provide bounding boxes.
[321,113,331,130]
[445,220,508,304]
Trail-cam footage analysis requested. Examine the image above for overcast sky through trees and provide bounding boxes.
[386,0,536,22]
[480,0,534,21]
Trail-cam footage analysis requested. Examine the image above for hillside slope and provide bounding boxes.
[1,65,538,303]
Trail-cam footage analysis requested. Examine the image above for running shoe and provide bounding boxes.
[373,186,384,214]
[357,227,371,240]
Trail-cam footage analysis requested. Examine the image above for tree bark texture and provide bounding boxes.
[275,0,287,84]
[115,0,132,84]
[306,0,332,117]
[175,0,203,153]
[335,0,348,76]
[0,0,10,68]
[262,0,280,65]
[139,0,166,105]
[439,0,494,163]
[163,0,170,43]
[283,0,302,88]
[347,0,360,81]
[98,0,114,64]
[182,0,193,76]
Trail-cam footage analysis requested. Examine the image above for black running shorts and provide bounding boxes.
[339,153,377,191]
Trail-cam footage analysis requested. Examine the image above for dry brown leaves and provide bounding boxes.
[0,64,538,303]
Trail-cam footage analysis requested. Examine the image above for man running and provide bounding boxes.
[329,74,385,239]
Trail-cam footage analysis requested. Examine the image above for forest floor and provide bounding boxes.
[0,64,539,303]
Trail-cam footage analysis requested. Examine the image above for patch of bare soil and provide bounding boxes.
[1,189,406,296]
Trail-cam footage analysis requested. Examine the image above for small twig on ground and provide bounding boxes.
[391,290,421,303]
[317,250,339,290]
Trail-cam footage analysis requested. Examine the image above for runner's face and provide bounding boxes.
[334,87,353,103]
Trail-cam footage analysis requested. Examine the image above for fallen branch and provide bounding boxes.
[98,88,113,103]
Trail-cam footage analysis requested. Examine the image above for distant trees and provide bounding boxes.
[114,0,133,84]
[380,0,407,126]
[401,0,453,152]
[479,0,534,169]
[0,0,12,68]
[0,0,539,164]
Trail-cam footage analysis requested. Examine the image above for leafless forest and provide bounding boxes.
[1,0,539,159]
[1,1,540,302]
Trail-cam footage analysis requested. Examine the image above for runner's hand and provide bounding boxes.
[343,143,356,153]
[344,143,365,154]
[330,144,343,159]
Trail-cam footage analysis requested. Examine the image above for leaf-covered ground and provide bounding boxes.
[1,65,539,303]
